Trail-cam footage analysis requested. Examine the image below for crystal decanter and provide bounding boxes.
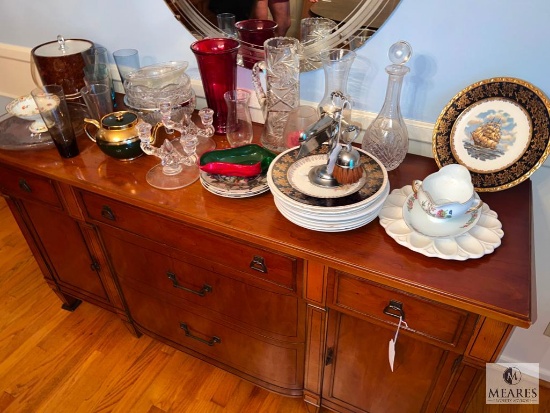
[362,41,412,171]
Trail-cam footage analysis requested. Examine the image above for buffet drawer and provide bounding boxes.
[330,272,474,347]
[0,164,62,208]
[122,281,304,391]
[102,229,303,341]
[78,190,298,291]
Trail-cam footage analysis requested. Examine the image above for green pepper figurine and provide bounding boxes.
[199,144,277,177]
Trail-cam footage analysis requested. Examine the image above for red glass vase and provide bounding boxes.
[191,38,240,134]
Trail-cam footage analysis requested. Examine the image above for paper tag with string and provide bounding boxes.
[389,316,408,372]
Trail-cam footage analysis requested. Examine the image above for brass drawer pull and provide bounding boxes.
[249,255,268,273]
[18,178,32,193]
[383,300,405,320]
[101,205,116,221]
[167,272,212,296]
[180,322,221,346]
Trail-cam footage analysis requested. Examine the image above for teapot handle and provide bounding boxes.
[251,61,267,119]
[83,118,99,142]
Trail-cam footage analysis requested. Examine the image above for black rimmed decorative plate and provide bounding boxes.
[433,77,550,192]
[269,145,387,208]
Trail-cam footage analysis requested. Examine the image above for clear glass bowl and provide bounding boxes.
[124,61,189,89]
[125,73,194,111]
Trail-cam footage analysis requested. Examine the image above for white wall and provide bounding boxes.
[1,0,549,380]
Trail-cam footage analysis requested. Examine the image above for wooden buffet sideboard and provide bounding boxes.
[0,121,532,413]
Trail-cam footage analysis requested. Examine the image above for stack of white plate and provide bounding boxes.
[267,146,389,232]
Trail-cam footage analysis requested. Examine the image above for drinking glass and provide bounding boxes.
[80,83,114,121]
[283,105,319,148]
[217,13,237,37]
[224,89,253,147]
[83,63,111,88]
[82,46,110,67]
[81,47,115,102]
[300,17,337,44]
[31,84,79,158]
[235,19,277,45]
[113,48,140,87]
[235,19,277,69]
[190,38,240,134]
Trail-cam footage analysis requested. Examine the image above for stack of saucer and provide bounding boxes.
[267,146,389,232]
[199,170,269,198]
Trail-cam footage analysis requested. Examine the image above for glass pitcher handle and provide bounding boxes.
[251,61,267,118]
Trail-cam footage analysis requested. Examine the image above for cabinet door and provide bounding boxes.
[19,199,110,304]
[322,310,458,413]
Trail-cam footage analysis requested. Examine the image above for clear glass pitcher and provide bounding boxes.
[252,37,300,152]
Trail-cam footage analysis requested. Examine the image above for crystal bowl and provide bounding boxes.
[124,61,189,89]
[125,73,193,111]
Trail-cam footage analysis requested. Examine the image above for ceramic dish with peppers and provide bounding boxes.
[199,144,277,177]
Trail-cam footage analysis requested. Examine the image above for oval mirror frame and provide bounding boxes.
[163,0,400,72]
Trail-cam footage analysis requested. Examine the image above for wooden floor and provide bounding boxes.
[0,195,548,413]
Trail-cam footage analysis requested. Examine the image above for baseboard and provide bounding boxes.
[497,355,550,383]
[191,77,435,158]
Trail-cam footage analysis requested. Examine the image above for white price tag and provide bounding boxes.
[388,338,396,372]
[388,316,408,372]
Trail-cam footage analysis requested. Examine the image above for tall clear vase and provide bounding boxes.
[318,49,356,118]
[362,41,412,171]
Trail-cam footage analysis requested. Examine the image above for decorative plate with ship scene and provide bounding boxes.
[433,77,550,191]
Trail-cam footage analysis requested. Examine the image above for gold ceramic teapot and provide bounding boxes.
[84,111,144,161]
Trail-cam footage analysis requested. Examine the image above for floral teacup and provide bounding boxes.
[412,164,483,220]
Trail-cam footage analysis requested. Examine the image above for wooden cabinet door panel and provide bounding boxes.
[22,201,109,302]
[323,311,457,413]
[102,231,303,341]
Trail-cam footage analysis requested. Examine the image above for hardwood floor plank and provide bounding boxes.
[103,341,172,413]
[210,371,242,408]
[75,339,165,413]
[121,349,204,413]
[219,380,258,413]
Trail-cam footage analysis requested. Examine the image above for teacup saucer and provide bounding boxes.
[403,193,481,238]
[378,185,503,260]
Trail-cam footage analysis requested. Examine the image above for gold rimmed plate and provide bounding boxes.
[433,77,550,192]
